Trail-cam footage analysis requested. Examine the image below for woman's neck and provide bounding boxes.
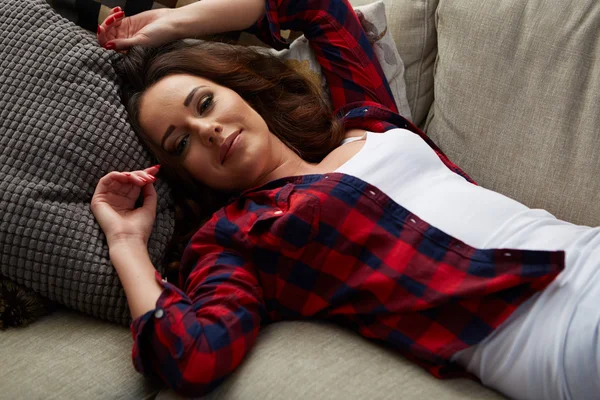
[250,140,324,188]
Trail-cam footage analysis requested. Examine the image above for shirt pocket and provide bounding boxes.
[248,190,321,252]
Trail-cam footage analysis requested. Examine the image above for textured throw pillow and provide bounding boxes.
[425,0,600,227]
[0,0,175,326]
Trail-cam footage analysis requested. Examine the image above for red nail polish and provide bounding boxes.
[152,164,161,171]
[97,25,101,35]
[106,16,114,25]
[114,11,125,19]
[105,42,115,50]
[124,172,131,176]
[113,6,122,12]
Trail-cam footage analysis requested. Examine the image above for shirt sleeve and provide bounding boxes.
[129,232,265,397]
[246,0,398,114]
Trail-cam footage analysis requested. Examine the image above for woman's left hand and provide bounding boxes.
[91,165,160,248]
[97,6,177,51]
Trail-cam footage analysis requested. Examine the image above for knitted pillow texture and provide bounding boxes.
[0,0,174,326]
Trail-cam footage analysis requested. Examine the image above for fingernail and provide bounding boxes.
[97,25,101,35]
[114,11,125,19]
[151,164,161,171]
[113,6,122,12]
[105,42,115,50]
[106,16,115,25]
[124,172,131,176]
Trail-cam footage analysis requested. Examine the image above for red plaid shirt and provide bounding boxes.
[130,0,564,396]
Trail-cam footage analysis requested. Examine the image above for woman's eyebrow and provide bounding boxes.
[161,85,207,150]
[184,85,206,107]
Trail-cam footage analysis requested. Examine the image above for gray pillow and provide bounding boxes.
[0,0,174,325]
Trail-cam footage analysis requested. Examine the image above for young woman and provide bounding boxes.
[90,0,599,399]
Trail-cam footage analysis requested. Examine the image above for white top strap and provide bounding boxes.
[340,131,368,145]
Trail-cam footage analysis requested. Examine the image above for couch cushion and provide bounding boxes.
[156,321,505,399]
[1,316,504,399]
[425,0,600,226]
[0,307,161,399]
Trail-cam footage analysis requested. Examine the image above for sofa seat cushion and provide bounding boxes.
[158,321,505,399]
[0,309,504,399]
[0,307,161,399]
[426,0,600,226]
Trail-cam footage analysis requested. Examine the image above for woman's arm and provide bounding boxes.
[245,0,399,114]
[129,227,265,397]
[98,0,265,50]
[168,0,395,114]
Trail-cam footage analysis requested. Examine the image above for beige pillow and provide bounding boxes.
[350,0,440,127]
[425,0,600,226]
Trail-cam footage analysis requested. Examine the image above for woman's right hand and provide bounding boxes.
[97,7,180,52]
[90,165,160,249]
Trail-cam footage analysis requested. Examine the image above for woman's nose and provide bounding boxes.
[193,120,223,146]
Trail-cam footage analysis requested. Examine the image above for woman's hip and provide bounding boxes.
[453,212,600,400]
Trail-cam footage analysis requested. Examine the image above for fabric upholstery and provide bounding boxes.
[425,0,600,227]
[0,307,160,399]
[0,0,175,325]
[156,320,505,399]
[0,308,504,399]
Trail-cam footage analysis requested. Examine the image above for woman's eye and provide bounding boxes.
[174,135,189,156]
[197,94,213,115]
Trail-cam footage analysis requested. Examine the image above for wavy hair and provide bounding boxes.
[114,39,344,279]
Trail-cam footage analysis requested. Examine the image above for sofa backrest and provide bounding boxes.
[424,0,600,226]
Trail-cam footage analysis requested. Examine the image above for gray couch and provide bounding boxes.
[3,0,598,398]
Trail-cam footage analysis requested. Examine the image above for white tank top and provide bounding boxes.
[334,129,600,400]
[336,129,532,247]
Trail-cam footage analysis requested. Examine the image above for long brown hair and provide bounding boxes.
[114,39,344,280]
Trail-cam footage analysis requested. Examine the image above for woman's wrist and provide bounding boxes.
[108,238,164,319]
[108,235,147,256]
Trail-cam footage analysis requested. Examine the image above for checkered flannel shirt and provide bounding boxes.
[130,0,564,396]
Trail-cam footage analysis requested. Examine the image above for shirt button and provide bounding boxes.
[369,190,376,196]
[154,308,165,319]
[274,210,283,215]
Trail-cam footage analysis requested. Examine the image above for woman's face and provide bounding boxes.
[138,73,277,191]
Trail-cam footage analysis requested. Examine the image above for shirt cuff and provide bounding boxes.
[129,269,189,376]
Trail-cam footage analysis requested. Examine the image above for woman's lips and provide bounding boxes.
[220,129,242,164]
